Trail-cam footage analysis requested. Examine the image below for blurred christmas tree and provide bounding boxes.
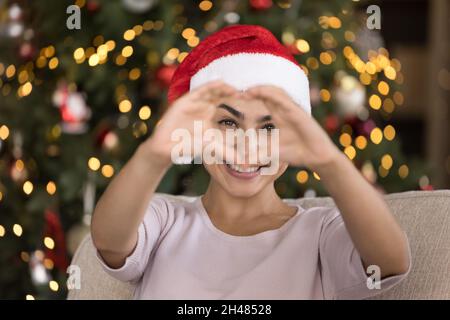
[0,0,429,299]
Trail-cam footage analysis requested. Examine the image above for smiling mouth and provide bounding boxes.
[224,163,270,179]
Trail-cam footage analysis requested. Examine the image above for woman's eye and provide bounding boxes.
[262,123,276,131]
[218,119,238,128]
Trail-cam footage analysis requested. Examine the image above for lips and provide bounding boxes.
[224,163,269,179]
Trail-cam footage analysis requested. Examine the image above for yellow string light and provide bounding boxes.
[344,146,356,160]
[101,165,114,178]
[6,65,16,78]
[199,0,213,11]
[20,251,29,262]
[118,99,132,113]
[359,72,371,85]
[339,133,352,147]
[166,48,180,60]
[378,81,389,95]
[382,98,395,113]
[393,91,404,105]
[378,165,389,178]
[153,20,164,31]
[0,125,10,140]
[384,66,396,80]
[295,39,310,53]
[129,68,141,80]
[139,106,151,120]
[381,154,393,170]
[49,281,59,292]
[97,44,108,58]
[365,62,377,75]
[133,25,143,36]
[123,29,136,41]
[122,46,134,58]
[177,52,188,63]
[369,94,382,110]
[355,136,367,150]
[105,40,116,51]
[143,20,154,31]
[319,89,331,102]
[13,224,23,237]
[88,157,101,171]
[88,54,99,66]
[182,28,196,40]
[46,181,57,195]
[23,181,33,195]
[296,170,309,184]
[48,57,59,69]
[383,125,396,141]
[328,17,342,29]
[370,127,383,144]
[187,36,200,47]
[36,56,47,68]
[398,164,409,178]
[44,46,55,58]
[319,52,333,65]
[18,70,29,83]
[44,258,54,270]
[44,237,55,250]
[115,54,127,66]
[306,57,319,70]
[344,31,355,42]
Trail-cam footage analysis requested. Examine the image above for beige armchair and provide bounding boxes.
[67,190,450,299]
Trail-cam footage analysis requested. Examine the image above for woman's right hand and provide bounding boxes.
[142,80,238,165]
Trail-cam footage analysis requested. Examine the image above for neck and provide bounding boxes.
[202,181,288,222]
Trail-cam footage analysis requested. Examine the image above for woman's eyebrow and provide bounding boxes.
[217,104,244,119]
[257,115,272,122]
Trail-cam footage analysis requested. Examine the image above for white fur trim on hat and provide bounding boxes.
[189,53,311,114]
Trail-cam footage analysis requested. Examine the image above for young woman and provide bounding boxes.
[91,25,411,299]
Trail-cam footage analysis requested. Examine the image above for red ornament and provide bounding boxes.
[360,119,376,137]
[19,42,36,60]
[344,115,359,126]
[324,114,339,133]
[87,0,101,13]
[156,64,177,88]
[52,82,91,134]
[44,210,69,272]
[95,126,111,148]
[249,0,273,11]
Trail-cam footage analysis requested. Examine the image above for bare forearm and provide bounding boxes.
[315,152,410,276]
[91,140,171,258]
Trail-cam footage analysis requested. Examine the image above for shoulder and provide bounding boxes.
[145,193,198,222]
[150,193,198,210]
[286,199,340,223]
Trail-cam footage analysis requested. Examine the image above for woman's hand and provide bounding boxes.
[142,80,238,165]
[244,85,341,172]
[246,86,410,278]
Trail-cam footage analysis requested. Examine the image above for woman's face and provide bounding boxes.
[203,95,288,198]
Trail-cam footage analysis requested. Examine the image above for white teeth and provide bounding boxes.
[227,164,260,173]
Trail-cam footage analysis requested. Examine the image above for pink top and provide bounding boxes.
[96,195,411,299]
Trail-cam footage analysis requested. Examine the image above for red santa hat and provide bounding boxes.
[168,24,311,114]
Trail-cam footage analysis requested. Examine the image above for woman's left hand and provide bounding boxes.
[244,85,341,172]
[246,86,411,278]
